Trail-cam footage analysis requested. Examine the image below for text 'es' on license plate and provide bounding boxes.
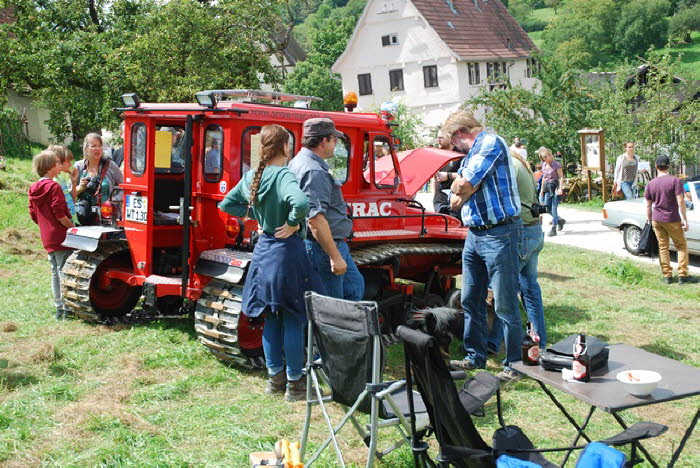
[125,195,148,223]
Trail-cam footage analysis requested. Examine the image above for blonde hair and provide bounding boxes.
[441,111,483,138]
[249,125,290,205]
[82,133,103,159]
[47,145,72,164]
[537,147,553,160]
[33,150,58,177]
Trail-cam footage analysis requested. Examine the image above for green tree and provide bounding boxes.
[669,3,700,42]
[544,0,562,13]
[613,0,670,59]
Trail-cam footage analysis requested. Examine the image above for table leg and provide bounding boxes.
[667,408,699,468]
[536,381,593,444]
[561,405,596,466]
[611,412,658,468]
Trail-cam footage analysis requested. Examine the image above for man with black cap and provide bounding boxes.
[288,118,365,300]
[644,155,696,284]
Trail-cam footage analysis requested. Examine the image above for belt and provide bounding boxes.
[524,220,541,227]
[469,216,520,231]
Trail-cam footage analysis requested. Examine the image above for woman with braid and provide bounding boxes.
[219,125,320,402]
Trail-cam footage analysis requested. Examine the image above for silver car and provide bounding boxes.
[602,180,700,255]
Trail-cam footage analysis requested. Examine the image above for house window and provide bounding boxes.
[358,73,373,96]
[526,58,540,78]
[389,69,404,91]
[423,65,439,88]
[467,62,481,85]
[486,62,508,90]
[381,33,399,47]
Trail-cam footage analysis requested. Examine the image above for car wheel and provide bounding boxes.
[623,225,642,255]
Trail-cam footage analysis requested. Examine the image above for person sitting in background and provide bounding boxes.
[28,150,75,320]
[48,145,77,223]
[538,147,565,236]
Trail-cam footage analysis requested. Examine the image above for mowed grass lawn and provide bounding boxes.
[1,154,699,466]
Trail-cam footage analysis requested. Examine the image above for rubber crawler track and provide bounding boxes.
[61,241,131,322]
[350,242,464,266]
[194,279,265,369]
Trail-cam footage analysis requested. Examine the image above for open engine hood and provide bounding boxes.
[393,147,464,197]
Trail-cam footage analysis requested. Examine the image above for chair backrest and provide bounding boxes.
[397,325,493,468]
[305,292,382,410]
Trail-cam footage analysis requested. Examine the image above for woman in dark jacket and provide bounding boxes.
[219,124,320,402]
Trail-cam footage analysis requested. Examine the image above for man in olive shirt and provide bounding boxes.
[488,152,547,353]
[288,118,365,300]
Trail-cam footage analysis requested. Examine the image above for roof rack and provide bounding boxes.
[199,89,323,104]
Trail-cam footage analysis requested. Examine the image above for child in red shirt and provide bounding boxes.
[28,150,76,319]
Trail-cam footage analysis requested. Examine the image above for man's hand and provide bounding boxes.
[274,222,300,238]
[436,172,448,183]
[682,219,689,231]
[330,255,347,276]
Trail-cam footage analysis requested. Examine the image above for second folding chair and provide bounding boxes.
[299,291,428,468]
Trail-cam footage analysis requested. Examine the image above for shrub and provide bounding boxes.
[520,18,548,32]
[0,108,31,159]
[601,259,644,284]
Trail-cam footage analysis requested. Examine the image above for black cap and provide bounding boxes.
[303,118,343,138]
[656,155,670,167]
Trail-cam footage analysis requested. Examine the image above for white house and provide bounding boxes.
[332,0,539,127]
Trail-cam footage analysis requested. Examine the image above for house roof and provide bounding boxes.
[412,0,536,60]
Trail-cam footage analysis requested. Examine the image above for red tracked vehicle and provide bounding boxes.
[61,90,467,367]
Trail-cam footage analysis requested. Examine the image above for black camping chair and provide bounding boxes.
[299,292,430,468]
[396,325,668,467]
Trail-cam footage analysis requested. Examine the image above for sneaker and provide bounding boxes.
[557,218,566,231]
[661,276,673,284]
[264,371,287,395]
[449,359,482,371]
[679,276,698,284]
[547,226,557,237]
[497,368,523,383]
[285,377,307,402]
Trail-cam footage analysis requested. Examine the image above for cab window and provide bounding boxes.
[155,125,186,174]
[203,125,223,182]
[372,135,398,188]
[130,123,146,176]
[327,133,350,185]
[241,126,295,177]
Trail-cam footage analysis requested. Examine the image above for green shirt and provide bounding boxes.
[219,166,309,238]
[512,156,538,225]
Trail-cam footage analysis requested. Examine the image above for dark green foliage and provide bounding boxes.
[613,0,671,58]
[669,4,700,42]
[520,18,548,32]
[0,108,31,159]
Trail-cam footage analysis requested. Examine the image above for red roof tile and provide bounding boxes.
[412,0,536,60]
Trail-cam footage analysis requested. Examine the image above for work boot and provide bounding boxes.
[547,226,557,237]
[264,371,287,395]
[678,276,698,284]
[557,218,566,231]
[285,377,307,402]
[661,276,673,285]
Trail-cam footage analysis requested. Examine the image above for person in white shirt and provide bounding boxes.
[510,137,528,160]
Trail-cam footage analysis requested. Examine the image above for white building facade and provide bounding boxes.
[332,0,539,128]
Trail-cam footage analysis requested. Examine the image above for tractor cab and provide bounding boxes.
[62,89,467,367]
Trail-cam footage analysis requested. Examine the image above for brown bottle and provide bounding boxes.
[572,334,591,382]
[521,322,540,366]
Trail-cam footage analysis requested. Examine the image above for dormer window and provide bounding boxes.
[381,33,399,47]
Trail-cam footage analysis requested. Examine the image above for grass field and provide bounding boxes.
[1,154,699,466]
[658,32,700,79]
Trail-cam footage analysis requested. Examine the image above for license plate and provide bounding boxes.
[125,195,148,223]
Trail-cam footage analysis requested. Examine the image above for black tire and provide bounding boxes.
[62,242,141,322]
[194,279,265,369]
[623,225,642,255]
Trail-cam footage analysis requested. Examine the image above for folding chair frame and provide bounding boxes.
[299,294,418,468]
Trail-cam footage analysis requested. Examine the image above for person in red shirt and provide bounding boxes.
[644,155,696,284]
[28,150,76,319]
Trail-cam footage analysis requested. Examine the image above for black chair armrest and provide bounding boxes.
[599,421,668,446]
[459,371,500,415]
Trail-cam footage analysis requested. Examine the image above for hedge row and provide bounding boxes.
[0,108,31,159]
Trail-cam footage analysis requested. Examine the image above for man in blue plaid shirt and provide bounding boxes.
[444,111,524,383]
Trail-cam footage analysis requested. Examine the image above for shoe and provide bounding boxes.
[679,276,698,284]
[661,276,673,284]
[55,308,65,320]
[449,359,482,371]
[264,371,287,395]
[547,227,557,237]
[285,377,307,402]
[557,218,566,231]
[63,309,74,319]
[497,368,523,383]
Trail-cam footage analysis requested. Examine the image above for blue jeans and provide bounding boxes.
[264,309,305,381]
[461,220,523,369]
[543,186,560,226]
[620,181,635,200]
[488,224,547,351]
[305,239,364,301]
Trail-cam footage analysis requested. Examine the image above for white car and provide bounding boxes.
[602,180,700,255]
